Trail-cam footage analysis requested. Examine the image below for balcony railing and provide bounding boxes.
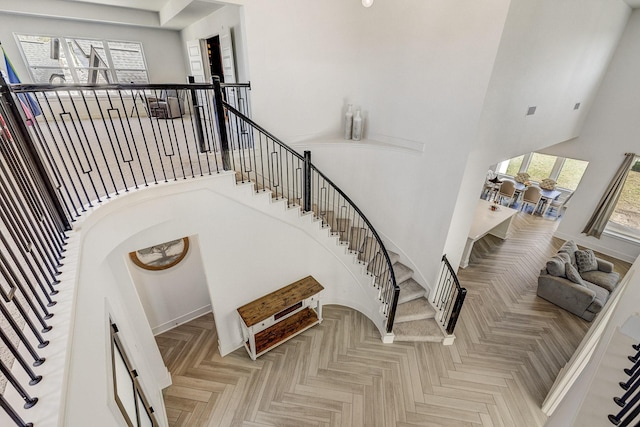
[0,75,399,425]
[1,74,67,427]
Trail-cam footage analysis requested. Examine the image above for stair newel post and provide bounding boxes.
[212,76,231,171]
[446,288,467,334]
[386,284,400,334]
[303,150,311,213]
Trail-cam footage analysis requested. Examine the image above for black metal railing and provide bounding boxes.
[223,100,400,332]
[8,81,239,224]
[608,342,640,426]
[0,73,399,425]
[1,74,68,427]
[433,255,466,334]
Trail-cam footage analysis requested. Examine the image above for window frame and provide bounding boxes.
[14,33,150,85]
[604,156,640,242]
[496,152,587,191]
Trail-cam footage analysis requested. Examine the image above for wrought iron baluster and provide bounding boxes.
[0,393,33,427]
[0,357,38,409]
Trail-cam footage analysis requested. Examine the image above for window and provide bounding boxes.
[496,153,588,190]
[556,158,589,191]
[497,155,524,176]
[526,153,556,183]
[15,34,149,84]
[608,158,640,238]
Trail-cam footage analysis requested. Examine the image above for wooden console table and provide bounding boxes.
[237,275,324,360]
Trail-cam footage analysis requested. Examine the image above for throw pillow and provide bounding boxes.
[565,262,585,286]
[546,253,571,277]
[575,249,598,273]
[558,240,579,266]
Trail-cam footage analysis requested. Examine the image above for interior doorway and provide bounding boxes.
[206,35,224,83]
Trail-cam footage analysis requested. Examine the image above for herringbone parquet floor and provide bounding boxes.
[155,213,631,427]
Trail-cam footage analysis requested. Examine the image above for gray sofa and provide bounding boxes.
[537,240,620,321]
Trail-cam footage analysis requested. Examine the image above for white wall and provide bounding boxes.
[240,0,510,288]
[443,0,631,270]
[62,173,390,425]
[128,235,211,335]
[180,4,249,82]
[545,257,640,426]
[549,9,640,263]
[0,13,187,83]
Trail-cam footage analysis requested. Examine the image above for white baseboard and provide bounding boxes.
[553,231,638,264]
[152,305,212,336]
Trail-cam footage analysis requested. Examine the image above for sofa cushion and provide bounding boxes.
[565,263,584,286]
[581,270,620,293]
[558,240,579,266]
[583,280,609,314]
[546,253,570,277]
[597,258,614,273]
[575,249,598,273]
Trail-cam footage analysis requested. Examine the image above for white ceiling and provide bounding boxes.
[2,0,638,32]
[0,0,226,30]
[62,0,172,12]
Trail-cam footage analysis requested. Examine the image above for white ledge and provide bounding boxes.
[290,136,425,154]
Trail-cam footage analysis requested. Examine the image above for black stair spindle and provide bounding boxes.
[0,359,38,409]
[622,365,640,391]
[0,298,46,363]
[0,393,33,427]
[0,327,42,384]
[609,385,640,425]
[615,371,640,408]
[626,358,640,376]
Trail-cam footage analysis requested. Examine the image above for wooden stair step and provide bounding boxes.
[333,218,352,242]
[349,226,368,252]
[358,236,379,262]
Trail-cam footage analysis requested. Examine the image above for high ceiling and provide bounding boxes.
[63,0,173,12]
[1,0,638,32]
[0,0,229,30]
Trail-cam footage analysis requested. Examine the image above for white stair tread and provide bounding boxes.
[394,298,436,323]
[393,318,444,342]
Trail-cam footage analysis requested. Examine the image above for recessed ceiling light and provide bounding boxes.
[362,0,374,7]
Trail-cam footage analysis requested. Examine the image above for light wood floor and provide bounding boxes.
[155,213,631,427]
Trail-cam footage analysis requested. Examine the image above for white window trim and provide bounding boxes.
[495,153,586,191]
[602,224,640,245]
[14,33,150,85]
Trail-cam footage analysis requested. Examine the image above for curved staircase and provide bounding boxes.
[385,251,444,343]
[236,168,445,343]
